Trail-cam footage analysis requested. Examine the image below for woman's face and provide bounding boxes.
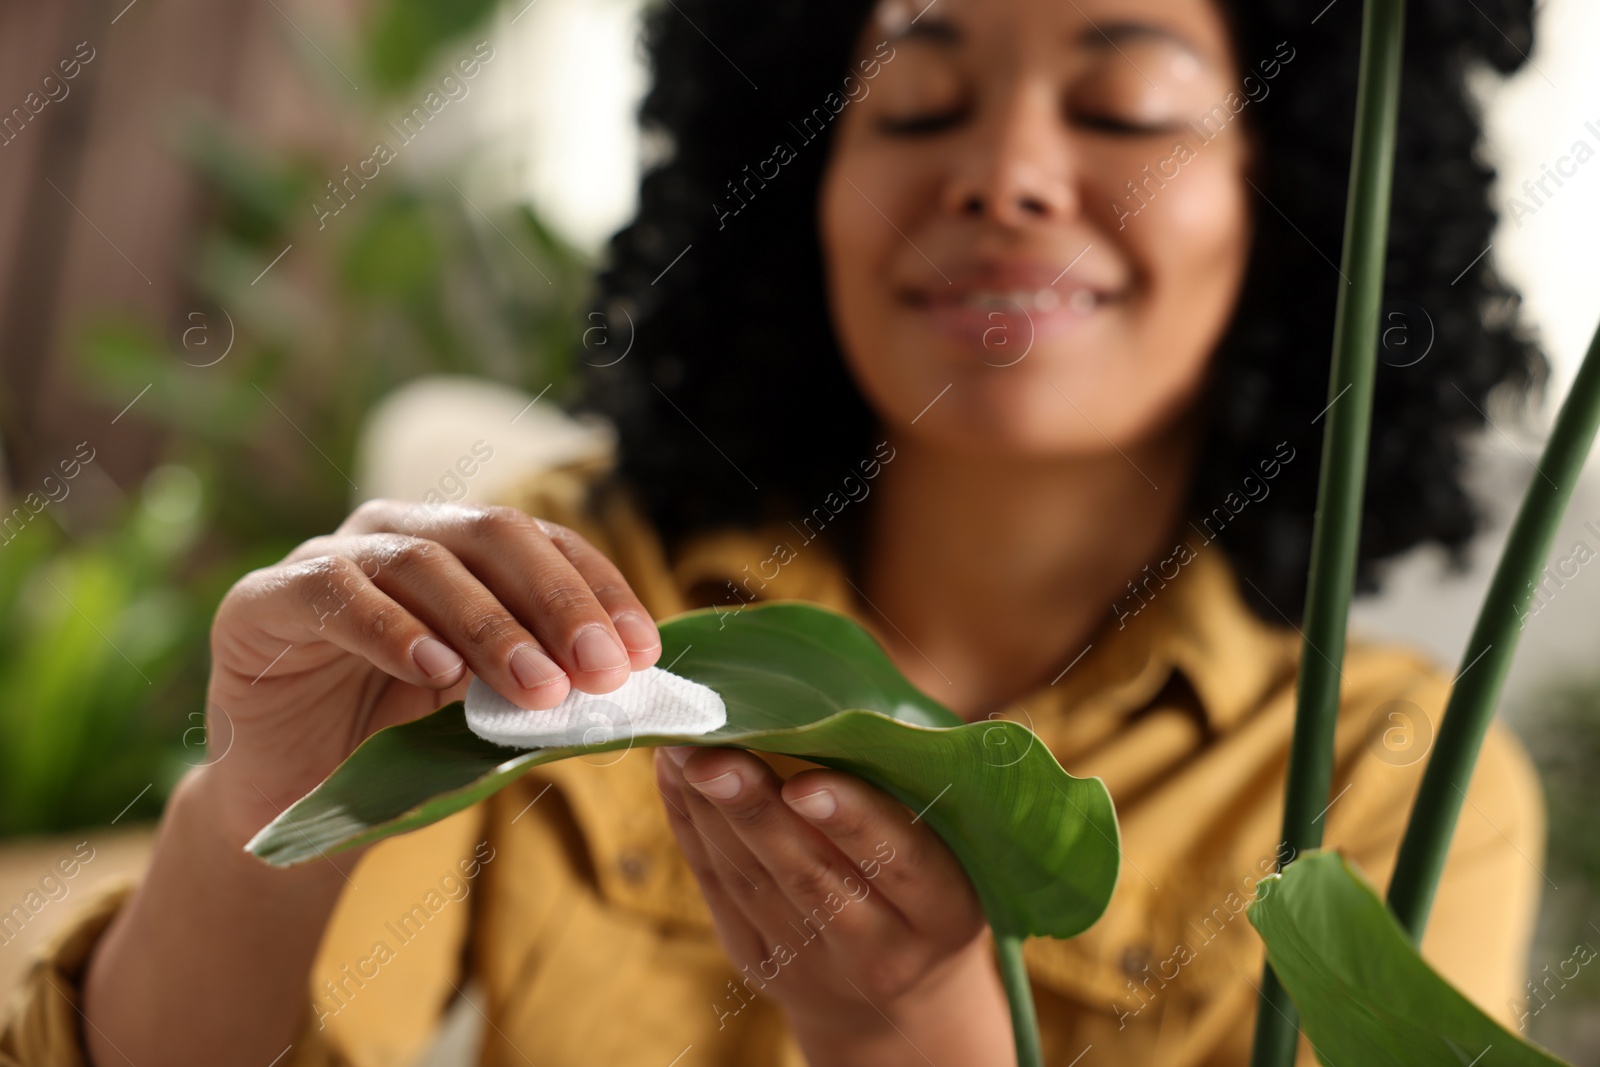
[820,0,1255,457]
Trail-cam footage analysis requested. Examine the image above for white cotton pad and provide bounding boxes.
[464,666,727,749]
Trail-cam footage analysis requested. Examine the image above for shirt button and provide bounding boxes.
[618,848,653,885]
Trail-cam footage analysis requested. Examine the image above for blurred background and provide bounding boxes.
[0,0,1597,1059]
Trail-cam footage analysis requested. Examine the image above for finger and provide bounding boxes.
[781,768,984,941]
[653,750,770,966]
[346,502,640,693]
[673,748,902,945]
[236,554,467,694]
[529,519,661,668]
[661,748,829,952]
[660,748,774,903]
[332,532,581,711]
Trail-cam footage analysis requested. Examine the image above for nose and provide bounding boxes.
[942,81,1077,228]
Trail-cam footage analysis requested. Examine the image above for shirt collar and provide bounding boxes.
[669,522,1289,734]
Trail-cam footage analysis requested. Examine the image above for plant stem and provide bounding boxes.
[995,934,1041,1067]
[1248,0,1407,1063]
[1388,314,1600,937]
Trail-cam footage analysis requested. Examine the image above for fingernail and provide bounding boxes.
[510,645,564,689]
[413,637,464,680]
[573,625,629,673]
[687,771,742,800]
[613,612,661,654]
[786,789,836,820]
[663,745,692,766]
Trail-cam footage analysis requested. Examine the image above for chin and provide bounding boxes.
[875,367,1202,466]
[891,380,1132,458]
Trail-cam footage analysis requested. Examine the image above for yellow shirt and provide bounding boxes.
[1,457,1545,1067]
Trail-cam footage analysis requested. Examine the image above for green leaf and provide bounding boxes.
[340,196,441,297]
[1247,851,1572,1066]
[246,601,1120,941]
[1388,310,1600,935]
[364,0,499,92]
[177,113,314,242]
[1252,0,1407,1058]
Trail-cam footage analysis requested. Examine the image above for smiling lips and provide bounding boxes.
[952,286,1098,313]
[911,283,1111,353]
[903,259,1121,352]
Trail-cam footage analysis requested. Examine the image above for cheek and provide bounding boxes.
[817,150,916,389]
[1058,140,1250,444]
[1127,148,1251,304]
[1115,146,1251,371]
[819,158,897,321]
[819,152,963,443]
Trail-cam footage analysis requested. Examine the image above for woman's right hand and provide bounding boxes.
[198,499,663,845]
[82,497,661,1067]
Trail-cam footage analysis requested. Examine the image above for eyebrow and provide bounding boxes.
[1080,20,1205,58]
[892,18,962,46]
[894,16,1206,60]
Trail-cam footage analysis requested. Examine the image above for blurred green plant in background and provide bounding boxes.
[0,0,594,837]
[1520,672,1600,1058]
[0,465,211,834]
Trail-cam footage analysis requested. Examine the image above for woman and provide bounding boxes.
[2,0,1546,1063]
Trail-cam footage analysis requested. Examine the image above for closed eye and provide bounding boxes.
[1072,112,1189,135]
[876,108,971,136]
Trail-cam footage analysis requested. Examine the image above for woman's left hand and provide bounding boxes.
[653,745,1017,1066]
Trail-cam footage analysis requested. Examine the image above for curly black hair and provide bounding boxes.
[572,0,1546,622]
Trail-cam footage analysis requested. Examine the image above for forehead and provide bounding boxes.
[870,0,1235,68]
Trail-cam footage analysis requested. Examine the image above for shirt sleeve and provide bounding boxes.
[1196,719,1545,1067]
[1299,715,1543,1042]
[1,788,488,1067]
[0,878,351,1067]
[1288,718,1545,1056]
